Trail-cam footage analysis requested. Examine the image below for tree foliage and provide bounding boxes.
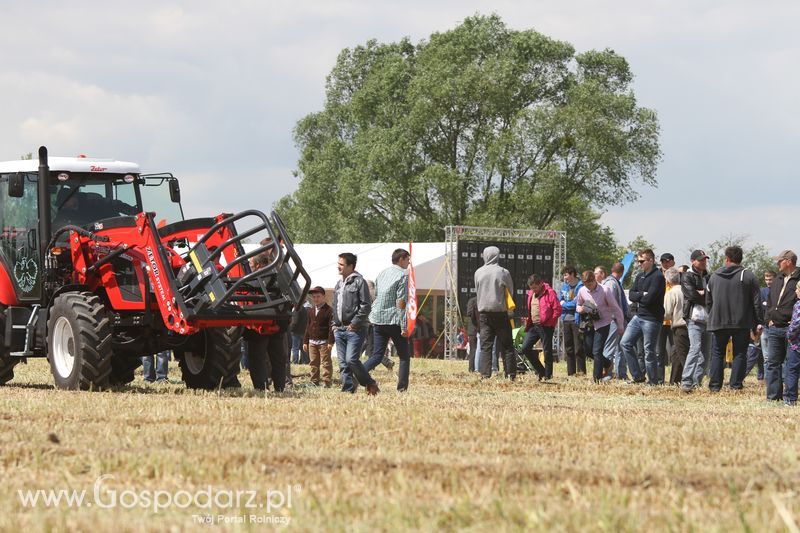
[278,14,661,264]
[689,234,774,286]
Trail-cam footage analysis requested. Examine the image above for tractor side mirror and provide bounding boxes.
[8,173,24,198]
[168,179,181,203]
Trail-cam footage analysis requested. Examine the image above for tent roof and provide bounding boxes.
[293,242,446,291]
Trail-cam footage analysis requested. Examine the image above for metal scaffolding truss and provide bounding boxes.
[443,225,567,360]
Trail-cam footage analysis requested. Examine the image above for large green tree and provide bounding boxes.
[277,14,661,260]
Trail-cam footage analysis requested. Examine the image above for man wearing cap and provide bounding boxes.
[303,286,335,387]
[680,250,711,391]
[657,253,676,383]
[764,250,800,401]
[365,249,412,391]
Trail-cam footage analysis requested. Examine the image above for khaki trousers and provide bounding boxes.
[309,343,332,386]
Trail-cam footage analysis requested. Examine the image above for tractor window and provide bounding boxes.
[113,182,138,210]
[51,177,139,231]
[0,173,41,300]
[139,177,184,227]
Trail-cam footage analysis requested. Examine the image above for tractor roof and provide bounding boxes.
[0,156,140,175]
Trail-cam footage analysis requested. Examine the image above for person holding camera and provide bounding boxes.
[576,271,626,382]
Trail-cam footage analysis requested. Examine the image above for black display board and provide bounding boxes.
[457,240,554,317]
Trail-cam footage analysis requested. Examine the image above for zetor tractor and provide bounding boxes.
[0,147,309,390]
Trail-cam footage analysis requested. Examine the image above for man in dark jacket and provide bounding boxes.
[332,252,377,395]
[474,246,515,380]
[680,250,711,392]
[764,250,800,401]
[706,245,764,391]
[620,248,666,385]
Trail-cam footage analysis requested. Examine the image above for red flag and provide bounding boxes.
[407,242,417,336]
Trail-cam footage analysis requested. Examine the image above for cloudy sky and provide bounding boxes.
[1,1,796,264]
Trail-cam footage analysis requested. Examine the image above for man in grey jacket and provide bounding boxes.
[474,246,515,380]
[332,252,378,395]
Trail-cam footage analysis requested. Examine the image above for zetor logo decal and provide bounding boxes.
[146,246,171,312]
[89,165,107,172]
[14,257,38,293]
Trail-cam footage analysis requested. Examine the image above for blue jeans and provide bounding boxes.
[586,324,611,381]
[142,351,170,382]
[709,329,750,390]
[366,324,410,391]
[682,320,707,388]
[745,344,764,380]
[334,327,374,392]
[620,316,660,384]
[765,326,790,401]
[604,320,627,379]
[290,333,308,364]
[784,347,800,404]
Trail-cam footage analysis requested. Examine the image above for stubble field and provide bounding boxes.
[0,357,797,532]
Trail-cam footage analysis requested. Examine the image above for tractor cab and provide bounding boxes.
[0,157,183,304]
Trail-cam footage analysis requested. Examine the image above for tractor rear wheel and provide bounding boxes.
[176,327,242,390]
[47,292,112,390]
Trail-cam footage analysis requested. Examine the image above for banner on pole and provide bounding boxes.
[407,242,417,336]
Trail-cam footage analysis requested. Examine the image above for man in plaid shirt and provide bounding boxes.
[366,249,412,391]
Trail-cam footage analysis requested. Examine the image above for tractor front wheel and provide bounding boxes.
[176,327,242,390]
[47,292,112,390]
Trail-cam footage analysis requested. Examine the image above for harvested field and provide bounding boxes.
[0,357,797,531]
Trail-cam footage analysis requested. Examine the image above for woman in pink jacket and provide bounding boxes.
[577,270,626,382]
[521,274,562,380]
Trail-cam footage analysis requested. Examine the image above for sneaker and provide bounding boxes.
[625,378,646,385]
[784,400,797,407]
[600,375,613,382]
[383,358,395,370]
[680,384,694,393]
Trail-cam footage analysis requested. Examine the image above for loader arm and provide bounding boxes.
[67,210,310,335]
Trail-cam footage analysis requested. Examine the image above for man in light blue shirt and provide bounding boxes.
[366,249,411,391]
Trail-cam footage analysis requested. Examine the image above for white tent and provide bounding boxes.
[292,242,447,293]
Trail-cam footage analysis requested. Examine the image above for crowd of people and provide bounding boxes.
[466,244,800,405]
[139,242,800,405]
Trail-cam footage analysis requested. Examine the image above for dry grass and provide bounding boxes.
[0,357,797,532]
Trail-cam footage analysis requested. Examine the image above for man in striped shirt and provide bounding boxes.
[366,249,411,391]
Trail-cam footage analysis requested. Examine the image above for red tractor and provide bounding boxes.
[0,147,309,390]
